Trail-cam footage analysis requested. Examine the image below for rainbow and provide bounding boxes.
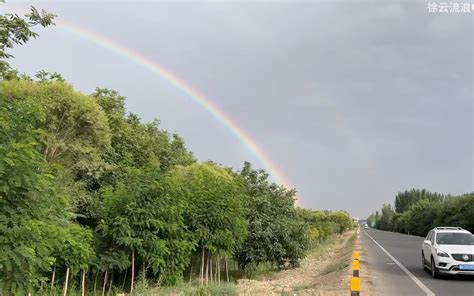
[52,19,297,201]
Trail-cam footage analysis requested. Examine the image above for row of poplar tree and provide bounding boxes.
[0,6,354,295]
[0,75,354,295]
[367,189,474,236]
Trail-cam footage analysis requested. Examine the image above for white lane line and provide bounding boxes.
[364,231,435,296]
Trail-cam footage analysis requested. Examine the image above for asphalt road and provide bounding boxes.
[361,229,474,296]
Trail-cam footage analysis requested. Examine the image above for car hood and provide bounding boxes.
[437,244,474,254]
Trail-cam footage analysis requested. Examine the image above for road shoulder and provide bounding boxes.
[238,231,357,295]
[353,230,376,295]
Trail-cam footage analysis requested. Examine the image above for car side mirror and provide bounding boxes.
[424,239,431,245]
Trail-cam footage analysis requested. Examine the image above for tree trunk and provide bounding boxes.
[102,270,108,296]
[122,268,128,290]
[214,255,217,283]
[189,264,193,283]
[205,250,209,285]
[210,252,213,283]
[94,272,98,295]
[225,257,229,282]
[108,273,113,295]
[200,247,205,286]
[81,270,86,296]
[217,254,220,283]
[131,250,135,293]
[51,265,56,292]
[63,267,70,296]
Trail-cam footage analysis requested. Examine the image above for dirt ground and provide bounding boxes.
[238,230,374,296]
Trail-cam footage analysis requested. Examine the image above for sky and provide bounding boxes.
[2,1,472,218]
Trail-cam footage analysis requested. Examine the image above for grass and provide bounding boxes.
[321,232,357,275]
[347,231,357,245]
[308,233,343,259]
[292,283,316,291]
[322,258,350,275]
[243,261,276,280]
[280,286,320,296]
[41,283,238,296]
[133,282,238,296]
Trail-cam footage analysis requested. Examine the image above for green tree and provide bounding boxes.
[54,224,95,296]
[235,162,307,271]
[435,193,474,233]
[401,199,440,236]
[92,88,195,180]
[394,188,444,213]
[374,189,472,236]
[0,1,55,79]
[367,214,376,228]
[327,211,353,234]
[1,79,112,229]
[376,204,395,231]
[98,164,194,289]
[168,162,248,285]
[0,80,74,294]
[300,209,352,243]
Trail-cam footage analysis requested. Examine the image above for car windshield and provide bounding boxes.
[436,233,474,245]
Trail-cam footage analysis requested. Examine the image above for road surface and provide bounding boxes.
[361,229,474,296]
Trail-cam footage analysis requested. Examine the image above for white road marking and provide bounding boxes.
[364,231,435,296]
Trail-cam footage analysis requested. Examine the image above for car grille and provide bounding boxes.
[451,253,474,262]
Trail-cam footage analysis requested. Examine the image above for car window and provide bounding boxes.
[436,232,474,245]
[430,233,435,244]
[426,231,432,241]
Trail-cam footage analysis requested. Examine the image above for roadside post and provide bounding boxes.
[352,251,360,277]
[351,251,360,295]
[351,277,360,296]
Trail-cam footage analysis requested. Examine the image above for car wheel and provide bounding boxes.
[422,252,428,271]
[431,257,438,278]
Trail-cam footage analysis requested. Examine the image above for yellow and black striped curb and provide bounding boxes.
[351,251,360,296]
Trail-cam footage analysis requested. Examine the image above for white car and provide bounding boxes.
[422,227,474,278]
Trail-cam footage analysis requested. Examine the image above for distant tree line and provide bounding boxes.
[0,4,354,295]
[367,189,474,236]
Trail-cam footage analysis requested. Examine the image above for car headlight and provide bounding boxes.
[436,250,449,258]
